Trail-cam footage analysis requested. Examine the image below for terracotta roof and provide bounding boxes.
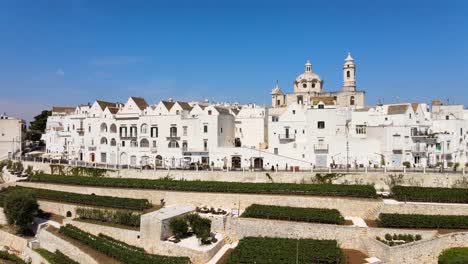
[107,107,119,114]
[411,103,419,112]
[387,104,409,115]
[311,96,335,105]
[214,106,230,115]
[96,100,117,110]
[52,107,75,113]
[177,101,193,111]
[162,101,175,110]
[130,97,148,110]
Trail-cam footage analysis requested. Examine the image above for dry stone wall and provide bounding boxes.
[69,219,141,247]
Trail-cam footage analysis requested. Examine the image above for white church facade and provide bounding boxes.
[42,53,468,170]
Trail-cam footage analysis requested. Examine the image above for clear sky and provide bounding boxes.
[0,0,467,121]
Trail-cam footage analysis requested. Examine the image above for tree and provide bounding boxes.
[3,188,39,235]
[26,110,51,141]
[169,217,188,238]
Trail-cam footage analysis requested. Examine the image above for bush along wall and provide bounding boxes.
[59,224,190,264]
[31,174,377,198]
[377,213,468,229]
[242,204,345,225]
[392,186,468,203]
[76,207,141,228]
[1,186,151,211]
[35,249,79,264]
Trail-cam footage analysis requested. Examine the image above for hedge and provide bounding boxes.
[31,174,377,198]
[76,207,141,228]
[59,224,190,264]
[35,248,79,264]
[377,213,468,229]
[225,237,345,264]
[0,250,27,264]
[1,186,151,211]
[392,186,468,203]
[439,247,468,264]
[242,204,345,225]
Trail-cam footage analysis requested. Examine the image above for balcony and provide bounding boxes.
[183,148,209,155]
[151,147,158,153]
[411,129,429,137]
[120,134,137,139]
[166,135,181,140]
[314,143,329,152]
[88,146,96,151]
[412,145,428,153]
[278,134,295,141]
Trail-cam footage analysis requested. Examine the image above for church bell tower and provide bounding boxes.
[342,52,356,92]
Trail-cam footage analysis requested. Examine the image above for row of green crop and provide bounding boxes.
[2,186,151,211]
[59,224,190,264]
[392,186,468,204]
[377,213,468,229]
[35,248,79,264]
[242,204,345,225]
[76,207,141,228]
[439,247,468,264]
[225,237,345,264]
[31,174,377,198]
[0,250,27,264]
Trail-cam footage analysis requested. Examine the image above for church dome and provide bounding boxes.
[295,59,321,83]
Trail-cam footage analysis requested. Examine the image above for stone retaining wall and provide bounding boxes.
[37,228,99,264]
[17,181,381,218]
[69,219,141,247]
[0,229,28,252]
[381,202,468,216]
[23,160,468,190]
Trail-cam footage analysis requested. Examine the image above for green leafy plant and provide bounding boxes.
[225,237,345,264]
[402,161,411,169]
[35,249,79,264]
[2,188,39,235]
[169,217,189,238]
[31,173,377,198]
[0,250,27,264]
[59,224,189,264]
[242,204,345,225]
[377,213,468,229]
[76,208,141,228]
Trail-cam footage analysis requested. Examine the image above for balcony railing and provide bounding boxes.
[166,135,180,140]
[314,143,329,151]
[278,134,295,141]
[411,130,429,137]
[88,146,96,151]
[412,145,428,152]
[120,134,137,139]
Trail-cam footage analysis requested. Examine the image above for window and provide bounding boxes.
[302,83,307,88]
[170,126,177,137]
[208,110,212,115]
[317,121,325,129]
[347,71,350,78]
[100,137,108,145]
[152,140,156,148]
[203,140,208,151]
[140,138,149,148]
[297,95,303,104]
[150,127,158,138]
[88,126,91,133]
[168,140,179,148]
[72,125,75,130]
[182,141,187,151]
[272,116,279,122]
[141,124,148,134]
[130,126,137,137]
[356,125,367,134]
[446,115,450,120]
[312,83,316,88]
[110,138,116,146]
[350,96,355,106]
[276,99,280,106]
[409,113,412,119]
[183,126,188,136]
[121,141,125,147]
[101,153,107,163]
[318,104,324,109]
[100,123,107,133]
[120,127,127,137]
[203,124,208,133]
[220,127,223,133]
[274,148,278,155]
[110,124,117,133]
[130,140,138,148]
[292,110,296,114]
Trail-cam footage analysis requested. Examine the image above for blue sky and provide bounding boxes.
[0,0,467,121]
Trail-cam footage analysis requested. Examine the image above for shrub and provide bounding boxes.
[385,233,392,241]
[2,186,151,211]
[242,204,345,225]
[3,188,38,235]
[225,237,345,264]
[439,247,468,264]
[415,234,422,241]
[35,248,79,264]
[31,174,377,198]
[448,162,454,168]
[402,161,411,168]
[59,224,189,264]
[76,208,141,228]
[0,250,27,264]
[377,213,468,229]
[190,215,211,244]
[25,165,33,176]
[169,217,189,238]
[392,186,468,203]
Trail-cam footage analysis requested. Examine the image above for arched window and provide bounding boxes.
[350,96,355,106]
[100,123,107,133]
[141,124,148,134]
[110,138,116,146]
[110,124,117,133]
[130,140,138,148]
[168,140,179,148]
[170,127,177,137]
[347,71,350,78]
[100,137,108,145]
[140,138,149,148]
[297,95,303,105]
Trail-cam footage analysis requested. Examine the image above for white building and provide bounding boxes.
[42,54,468,170]
[0,114,26,159]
